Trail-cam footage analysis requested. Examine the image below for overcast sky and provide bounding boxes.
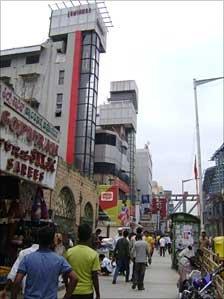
[1,0,223,194]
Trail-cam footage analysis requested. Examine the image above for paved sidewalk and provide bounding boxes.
[58,251,179,299]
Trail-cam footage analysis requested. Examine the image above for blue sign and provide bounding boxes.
[141,194,150,204]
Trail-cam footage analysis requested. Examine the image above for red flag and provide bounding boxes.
[194,156,198,179]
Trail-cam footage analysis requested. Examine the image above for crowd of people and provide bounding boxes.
[2,224,174,299]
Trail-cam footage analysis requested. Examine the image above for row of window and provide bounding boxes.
[74,32,101,178]
[95,133,128,155]
[0,55,40,68]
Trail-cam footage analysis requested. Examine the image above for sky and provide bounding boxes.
[1,0,223,195]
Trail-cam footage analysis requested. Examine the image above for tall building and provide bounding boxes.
[136,145,152,222]
[0,2,112,233]
[0,2,112,178]
[203,143,224,236]
[136,145,153,197]
[95,80,138,226]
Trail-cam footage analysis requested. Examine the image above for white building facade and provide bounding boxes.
[0,2,111,178]
[136,146,153,220]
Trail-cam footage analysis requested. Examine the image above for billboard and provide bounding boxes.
[98,185,131,226]
[151,197,168,219]
[0,82,59,189]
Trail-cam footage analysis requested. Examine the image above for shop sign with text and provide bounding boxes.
[0,81,59,189]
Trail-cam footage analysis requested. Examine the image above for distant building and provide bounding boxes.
[136,145,152,221]
[152,181,164,195]
[203,143,224,236]
[95,80,138,226]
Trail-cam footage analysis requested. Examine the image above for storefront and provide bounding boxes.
[0,81,59,270]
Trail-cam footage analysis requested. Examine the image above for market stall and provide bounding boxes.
[0,81,59,290]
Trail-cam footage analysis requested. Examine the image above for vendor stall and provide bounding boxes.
[0,81,60,289]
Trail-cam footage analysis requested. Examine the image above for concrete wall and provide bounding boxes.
[98,101,137,131]
[45,158,98,230]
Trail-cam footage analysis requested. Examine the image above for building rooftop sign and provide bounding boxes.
[0,81,59,189]
[49,1,112,53]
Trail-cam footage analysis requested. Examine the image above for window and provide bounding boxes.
[55,93,63,117]
[0,59,11,68]
[95,133,116,146]
[26,55,39,64]
[54,126,60,131]
[58,70,65,85]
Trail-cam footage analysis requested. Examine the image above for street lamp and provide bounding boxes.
[193,76,224,229]
[137,188,141,203]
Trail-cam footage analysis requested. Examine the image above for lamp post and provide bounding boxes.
[193,76,224,230]
[137,188,141,220]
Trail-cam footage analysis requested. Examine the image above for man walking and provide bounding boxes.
[131,233,150,290]
[159,236,166,257]
[12,226,78,299]
[112,230,130,284]
[65,224,101,299]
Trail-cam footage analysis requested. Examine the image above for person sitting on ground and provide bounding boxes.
[12,226,78,299]
[99,254,113,276]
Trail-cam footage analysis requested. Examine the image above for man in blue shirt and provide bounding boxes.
[12,226,78,299]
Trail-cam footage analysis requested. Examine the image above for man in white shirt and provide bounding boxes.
[159,236,166,257]
[99,254,113,275]
[7,231,39,294]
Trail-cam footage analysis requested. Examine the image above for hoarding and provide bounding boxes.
[98,184,131,226]
[0,82,59,189]
[98,185,118,225]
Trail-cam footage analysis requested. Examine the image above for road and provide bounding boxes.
[58,251,179,299]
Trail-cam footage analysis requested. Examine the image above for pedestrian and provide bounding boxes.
[199,230,210,250]
[113,227,123,247]
[131,233,150,291]
[6,229,39,295]
[129,232,136,281]
[11,226,78,299]
[54,233,66,256]
[159,236,166,257]
[165,235,172,255]
[112,229,130,284]
[143,231,153,264]
[91,228,102,250]
[99,254,113,276]
[65,224,101,299]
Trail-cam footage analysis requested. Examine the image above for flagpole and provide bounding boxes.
[195,178,200,216]
[193,76,224,230]
[193,79,204,229]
